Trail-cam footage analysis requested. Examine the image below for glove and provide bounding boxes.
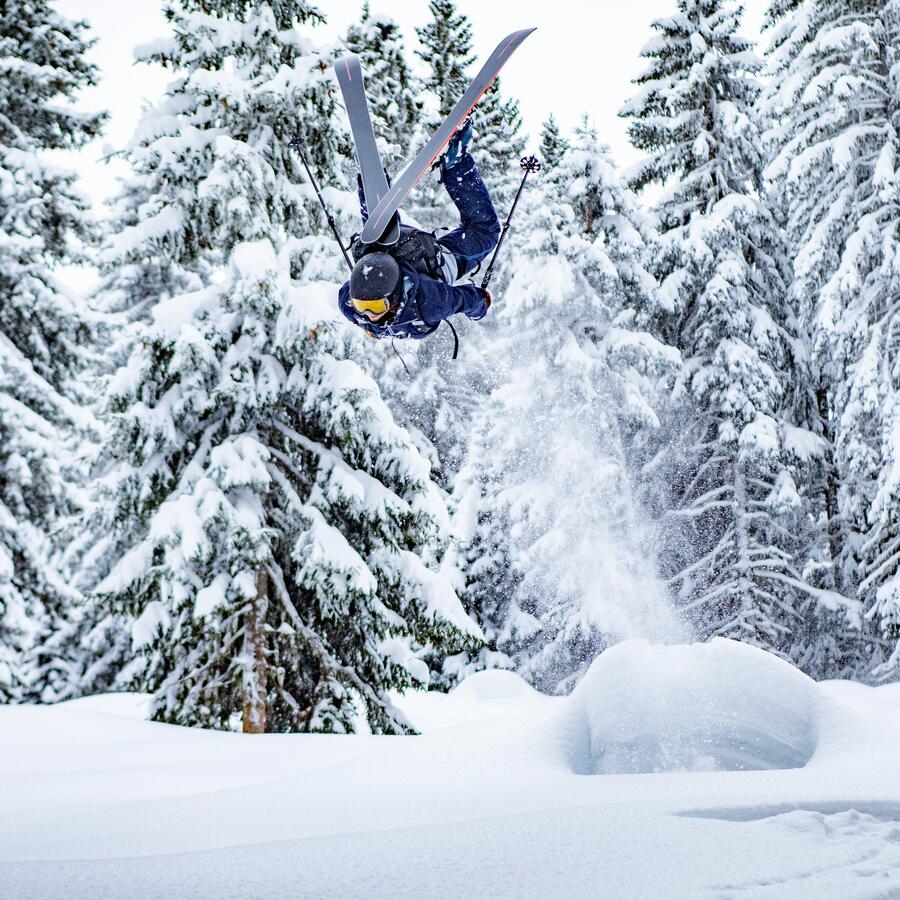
[482,288,492,309]
[350,233,367,263]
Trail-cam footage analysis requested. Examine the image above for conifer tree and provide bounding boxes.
[454,124,683,693]
[540,115,569,170]
[470,80,527,207]
[415,0,475,124]
[92,0,479,733]
[763,0,900,676]
[621,0,838,665]
[37,126,213,704]
[0,0,105,701]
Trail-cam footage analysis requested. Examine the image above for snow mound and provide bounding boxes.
[560,638,819,775]
[58,693,151,720]
[450,668,542,701]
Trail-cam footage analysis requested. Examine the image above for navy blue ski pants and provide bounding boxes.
[357,153,500,281]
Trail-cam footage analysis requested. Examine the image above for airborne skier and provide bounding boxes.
[326,29,535,345]
[339,118,499,340]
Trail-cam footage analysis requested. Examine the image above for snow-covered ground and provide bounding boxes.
[2,639,899,899]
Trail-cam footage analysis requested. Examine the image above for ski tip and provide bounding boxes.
[334,54,360,78]
[494,29,537,63]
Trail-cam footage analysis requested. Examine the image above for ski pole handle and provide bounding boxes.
[481,155,541,291]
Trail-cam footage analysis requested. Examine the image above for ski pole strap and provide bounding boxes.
[445,319,460,360]
[481,156,540,291]
[288,132,353,272]
[391,339,412,377]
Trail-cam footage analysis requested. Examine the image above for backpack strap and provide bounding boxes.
[445,320,460,360]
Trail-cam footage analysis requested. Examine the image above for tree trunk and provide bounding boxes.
[734,463,752,622]
[242,568,269,734]
[816,386,844,590]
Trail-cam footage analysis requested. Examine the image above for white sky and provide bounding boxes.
[55,0,767,213]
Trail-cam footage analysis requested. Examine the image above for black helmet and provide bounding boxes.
[350,252,400,301]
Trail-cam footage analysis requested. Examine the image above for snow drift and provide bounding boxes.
[558,638,819,775]
[2,639,900,899]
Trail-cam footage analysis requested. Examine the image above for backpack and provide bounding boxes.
[350,225,444,281]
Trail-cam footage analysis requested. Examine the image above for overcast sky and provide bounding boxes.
[55,0,767,211]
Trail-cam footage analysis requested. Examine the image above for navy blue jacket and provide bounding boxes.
[338,266,488,340]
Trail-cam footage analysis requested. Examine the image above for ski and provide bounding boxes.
[360,27,536,246]
[334,53,400,246]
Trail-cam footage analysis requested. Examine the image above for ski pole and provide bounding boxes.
[480,155,541,291]
[288,132,353,272]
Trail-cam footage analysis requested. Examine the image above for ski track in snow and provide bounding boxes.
[2,639,899,900]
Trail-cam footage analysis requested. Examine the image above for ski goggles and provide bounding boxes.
[351,297,390,315]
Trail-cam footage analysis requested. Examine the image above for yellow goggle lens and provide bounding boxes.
[351,297,390,315]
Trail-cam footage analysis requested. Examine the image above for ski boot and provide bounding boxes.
[441,116,474,171]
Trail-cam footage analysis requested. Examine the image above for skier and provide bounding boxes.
[339,118,499,340]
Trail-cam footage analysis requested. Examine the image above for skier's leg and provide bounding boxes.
[438,153,500,280]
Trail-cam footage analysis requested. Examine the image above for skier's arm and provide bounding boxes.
[416,276,489,323]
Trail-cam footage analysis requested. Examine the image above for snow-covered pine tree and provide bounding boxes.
[621,0,838,665]
[754,0,871,679]
[342,4,422,172]
[93,0,479,733]
[761,0,849,604]
[539,115,569,170]
[469,80,526,208]
[416,0,474,124]
[0,0,105,701]
[763,0,900,677]
[452,122,683,693]
[38,165,210,703]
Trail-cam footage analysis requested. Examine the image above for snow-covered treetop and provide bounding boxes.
[0,0,105,152]
[152,0,325,68]
[0,0,106,391]
[621,0,762,231]
[553,119,663,326]
[540,115,568,170]
[113,0,339,273]
[415,0,475,119]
